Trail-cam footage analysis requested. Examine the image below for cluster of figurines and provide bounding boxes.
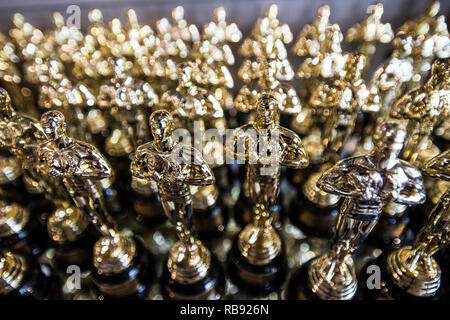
[0,2,449,300]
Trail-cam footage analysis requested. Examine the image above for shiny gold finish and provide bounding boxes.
[1,3,449,301]
[391,58,449,167]
[37,110,117,238]
[131,110,215,285]
[0,201,29,238]
[93,233,137,275]
[395,0,449,85]
[292,5,341,57]
[239,4,292,58]
[236,55,300,117]
[0,251,27,294]
[47,206,89,244]
[384,149,450,297]
[98,57,158,156]
[346,3,393,69]
[232,94,308,265]
[308,122,425,300]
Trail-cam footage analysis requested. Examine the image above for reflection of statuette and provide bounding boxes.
[131,110,224,300]
[287,122,425,300]
[228,94,308,297]
[37,110,153,299]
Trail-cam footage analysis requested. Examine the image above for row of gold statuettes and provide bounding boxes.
[0,81,449,300]
[0,2,448,300]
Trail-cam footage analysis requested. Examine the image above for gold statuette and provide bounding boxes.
[228,94,308,297]
[363,149,449,299]
[131,110,225,300]
[346,3,393,70]
[391,58,449,167]
[36,110,153,299]
[287,122,425,300]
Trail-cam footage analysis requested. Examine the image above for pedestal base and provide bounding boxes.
[161,253,225,300]
[227,236,287,297]
[91,236,154,300]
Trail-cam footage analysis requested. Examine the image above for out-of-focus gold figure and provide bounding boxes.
[391,58,449,167]
[98,57,159,157]
[240,4,292,58]
[346,3,394,70]
[292,5,341,57]
[291,6,348,137]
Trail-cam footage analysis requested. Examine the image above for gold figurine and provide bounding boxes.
[239,4,292,58]
[131,110,225,299]
[346,3,394,71]
[287,122,426,300]
[228,94,308,297]
[98,56,159,157]
[363,149,449,299]
[289,53,380,237]
[391,58,449,167]
[36,110,153,299]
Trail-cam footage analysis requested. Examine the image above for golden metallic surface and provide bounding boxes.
[0,155,21,184]
[302,170,339,208]
[384,150,449,297]
[0,251,27,294]
[236,55,300,116]
[131,110,215,284]
[346,3,393,67]
[0,2,449,301]
[167,240,211,284]
[37,110,117,238]
[0,201,29,238]
[309,122,425,300]
[232,94,308,265]
[47,206,89,243]
[292,5,342,57]
[391,58,449,167]
[239,4,292,58]
[93,233,137,275]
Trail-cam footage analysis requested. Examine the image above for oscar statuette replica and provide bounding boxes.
[131,110,225,300]
[362,149,449,300]
[369,58,449,250]
[37,111,153,299]
[286,122,425,300]
[290,53,380,238]
[160,61,226,239]
[0,88,51,257]
[227,94,308,297]
[0,88,98,269]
